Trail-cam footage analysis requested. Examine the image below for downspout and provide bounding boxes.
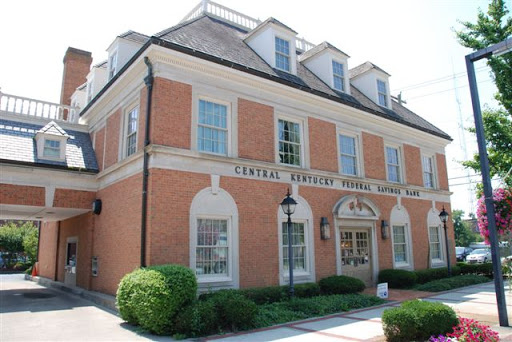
[140,57,153,268]
[54,221,61,280]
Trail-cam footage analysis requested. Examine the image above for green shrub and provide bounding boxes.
[208,290,258,331]
[458,262,493,277]
[378,269,417,289]
[294,282,321,298]
[239,286,286,304]
[414,266,461,284]
[173,300,218,337]
[318,275,365,294]
[417,274,489,292]
[416,282,452,292]
[116,264,197,335]
[382,299,458,342]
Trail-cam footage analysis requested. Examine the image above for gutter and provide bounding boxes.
[140,57,154,268]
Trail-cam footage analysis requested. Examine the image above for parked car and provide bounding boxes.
[455,247,473,262]
[466,249,492,263]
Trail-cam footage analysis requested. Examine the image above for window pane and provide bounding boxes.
[386,147,400,182]
[196,219,229,276]
[377,80,387,106]
[198,100,228,155]
[43,139,61,157]
[393,226,407,263]
[282,222,306,272]
[279,119,301,166]
[275,37,290,71]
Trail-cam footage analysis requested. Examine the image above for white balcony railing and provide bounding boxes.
[0,91,80,124]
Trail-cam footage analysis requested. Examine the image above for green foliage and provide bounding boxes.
[294,282,321,298]
[452,209,478,247]
[173,300,218,337]
[414,266,461,284]
[382,299,458,342]
[0,221,38,266]
[416,275,490,292]
[116,264,197,335]
[318,275,365,294]
[206,290,258,331]
[378,269,417,289]
[238,286,286,304]
[458,262,494,277]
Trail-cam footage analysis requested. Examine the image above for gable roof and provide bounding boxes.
[119,30,150,44]
[37,121,69,137]
[0,119,98,173]
[85,13,450,141]
[299,41,350,62]
[349,61,391,78]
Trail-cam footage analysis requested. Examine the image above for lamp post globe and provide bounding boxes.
[439,206,451,276]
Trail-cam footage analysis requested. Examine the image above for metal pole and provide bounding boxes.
[287,214,294,298]
[466,55,508,326]
[444,222,452,276]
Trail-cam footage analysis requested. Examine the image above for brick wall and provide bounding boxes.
[308,117,338,172]
[104,109,121,169]
[238,98,274,162]
[150,77,192,148]
[403,144,423,186]
[362,132,386,180]
[91,173,142,295]
[53,189,96,209]
[38,221,58,280]
[60,47,92,106]
[94,127,105,171]
[436,153,449,191]
[0,184,45,206]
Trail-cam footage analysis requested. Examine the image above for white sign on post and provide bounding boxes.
[377,282,388,299]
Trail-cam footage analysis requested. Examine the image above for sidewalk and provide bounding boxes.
[205,283,512,341]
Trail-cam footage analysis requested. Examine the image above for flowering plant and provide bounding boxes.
[450,317,499,341]
[476,187,512,243]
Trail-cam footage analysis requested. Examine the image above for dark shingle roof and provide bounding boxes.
[0,119,98,173]
[299,41,350,62]
[119,30,150,44]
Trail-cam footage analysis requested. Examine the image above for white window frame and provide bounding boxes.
[377,79,388,107]
[428,225,444,265]
[196,98,230,156]
[276,115,305,168]
[337,131,362,177]
[43,139,61,158]
[123,105,139,158]
[190,187,239,290]
[422,154,437,189]
[332,60,345,92]
[108,51,118,80]
[428,209,446,268]
[390,206,413,270]
[275,36,291,72]
[280,220,309,276]
[385,144,403,183]
[277,196,315,285]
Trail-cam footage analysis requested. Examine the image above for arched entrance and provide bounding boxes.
[333,195,380,286]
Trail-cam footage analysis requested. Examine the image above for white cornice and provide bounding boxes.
[0,112,89,133]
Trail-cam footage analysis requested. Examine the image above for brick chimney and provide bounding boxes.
[60,47,92,106]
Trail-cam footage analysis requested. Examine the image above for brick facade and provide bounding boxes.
[404,144,423,186]
[362,132,386,180]
[308,117,338,172]
[53,189,96,209]
[238,98,275,162]
[60,47,92,106]
[0,184,45,206]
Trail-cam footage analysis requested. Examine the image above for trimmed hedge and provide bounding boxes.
[318,275,365,295]
[294,282,321,298]
[116,264,197,335]
[173,300,218,337]
[201,290,258,331]
[457,262,493,277]
[414,266,461,284]
[239,286,286,304]
[378,269,417,289]
[382,299,458,342]
[417,274,490,292]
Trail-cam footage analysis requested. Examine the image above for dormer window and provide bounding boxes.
[275,37,290,72]
[34,121,68,162]
[332,61,345,92]
[108,52,118,80]
[377,80,388,106]
[86,80,94,102]
[44,140,61,158]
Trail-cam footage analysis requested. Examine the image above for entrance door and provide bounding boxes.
[64,239,77,287]
[339,228,372,286]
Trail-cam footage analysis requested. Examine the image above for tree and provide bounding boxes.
[0,221,38,266]
[455,0,512,189]
[456,0,512,114]
[453,209,478,247]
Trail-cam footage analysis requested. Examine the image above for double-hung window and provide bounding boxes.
[43,139,61,158]
[423,156,435,188]
[197,100,228,155]
[196,218,229,276]
[386,146,401,183]
[125,106,138,157]
[281,222,307,272]
[339,135,357,176]
[278,119,301,166]
[392,225,408,264]
[332,61,345,92]
[377,80,387,106]
[429,226,442,261]
[86,81,94,103]
[275,37,290,72]
[108,52,117,80]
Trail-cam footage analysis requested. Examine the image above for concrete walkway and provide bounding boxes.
[3,274,512,341]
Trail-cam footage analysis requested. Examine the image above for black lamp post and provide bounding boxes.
[280,189,297,298]
[438,206,451,277]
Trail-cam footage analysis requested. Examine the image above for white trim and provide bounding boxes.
[277,195,315,285]
[422,153,438,189]
[190,187,239,290]
[427,208,446,268]
[120,101,140,160]
[274,114,309,168]
[337,129,363,178]
[384,143,405,184]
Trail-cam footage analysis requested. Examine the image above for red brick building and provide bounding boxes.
[0,1,453,296]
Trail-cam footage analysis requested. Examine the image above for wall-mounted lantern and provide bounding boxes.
[381,220,389,239]
[92,199,102,215]
[320,217,331,240]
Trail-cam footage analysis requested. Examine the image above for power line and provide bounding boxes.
[406,78,494,101]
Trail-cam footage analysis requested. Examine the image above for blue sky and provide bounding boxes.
[1,0,506,217]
